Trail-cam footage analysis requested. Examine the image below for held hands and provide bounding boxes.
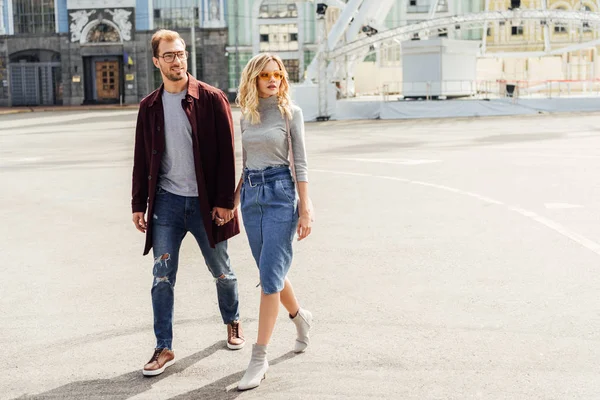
[212,207,234,227]
[132,212,147,233]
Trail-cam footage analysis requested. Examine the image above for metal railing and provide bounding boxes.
[381,80,478,100]
[378,79,600,101]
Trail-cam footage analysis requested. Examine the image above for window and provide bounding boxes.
[255,1,300,84]
[259,2,298,18]
[510,0,520,9]
[259,24,299,51]
[409,0,416,5]
[258,0,300,51]
[554,23,567,33]
[487,27,491,36]
[583,5,593,31]
[436,0,448,12]
[511,25,523,35]
[153,0,199,30]
[380,45,401,67]
[229,52,252,89]
[554,7,568,33]
[282,59,299,82]
[13,0,55,34]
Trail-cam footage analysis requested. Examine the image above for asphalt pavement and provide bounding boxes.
[2,109,600,399]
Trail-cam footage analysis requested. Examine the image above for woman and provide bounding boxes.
[233,53,314,390]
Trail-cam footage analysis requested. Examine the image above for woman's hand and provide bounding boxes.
[296,182,313,241]
[297,201,313,241]
[233,190,241,212]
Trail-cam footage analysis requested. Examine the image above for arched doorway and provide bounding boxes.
[9,49,62,106]
[81,21,123,104]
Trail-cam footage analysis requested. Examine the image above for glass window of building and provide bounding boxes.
[282,59,299,82]
[511,25,523,36]
[259,1,298,18]
[553,7,568,33]
[259,24,299,52]
[583,5,593,31]
[380,45,401,67]
[13,0,55,34]
[257,0,300,82]
[154,0,199,29]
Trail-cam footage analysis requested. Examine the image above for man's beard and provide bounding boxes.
[163,67,185,82]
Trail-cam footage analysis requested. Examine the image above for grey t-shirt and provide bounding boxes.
[158,89,199,196]
[241,96,308,182]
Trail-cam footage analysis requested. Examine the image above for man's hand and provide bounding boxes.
[212,207,234,226]
[132,212,147,233]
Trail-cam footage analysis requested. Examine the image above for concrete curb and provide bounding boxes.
[0,105,140,115]
[0,103,242,115]
[0,109,32,115]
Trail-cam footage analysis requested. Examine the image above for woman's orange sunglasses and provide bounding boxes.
[258,71,284,81]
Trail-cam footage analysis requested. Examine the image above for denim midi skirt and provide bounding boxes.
[241,165,299,294]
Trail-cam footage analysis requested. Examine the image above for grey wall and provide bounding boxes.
[1,26,229,106]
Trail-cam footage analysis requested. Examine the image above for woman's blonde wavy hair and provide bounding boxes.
[236,53,293,125]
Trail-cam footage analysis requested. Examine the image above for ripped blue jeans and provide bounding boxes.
[151,187,239,350]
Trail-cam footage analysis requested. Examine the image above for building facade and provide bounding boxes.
[223,0,484,97]
[0,0,229,107]
[483,0,600,82]
[225,0,317,99]
[2,0,594,106]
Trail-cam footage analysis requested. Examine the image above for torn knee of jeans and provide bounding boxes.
[153,254,171,278]
[153,276,171,287]
[154,253,170,265]
[214,273,235,283]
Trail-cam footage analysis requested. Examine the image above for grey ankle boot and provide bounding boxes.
[238,344,269,391]
[291,308,313,353]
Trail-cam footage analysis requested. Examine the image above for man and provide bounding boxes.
[131,29,244,377]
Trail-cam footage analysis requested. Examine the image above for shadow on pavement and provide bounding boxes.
[168,351,299,400]
[14,341,226,400]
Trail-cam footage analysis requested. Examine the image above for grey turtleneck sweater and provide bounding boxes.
[241,96,308,182]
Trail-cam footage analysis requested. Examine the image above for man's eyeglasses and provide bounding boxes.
[258,71,284,81]
[158,51,189,63]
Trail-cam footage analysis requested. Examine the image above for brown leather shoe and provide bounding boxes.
[227,321,246,350]
[143,348,175,376]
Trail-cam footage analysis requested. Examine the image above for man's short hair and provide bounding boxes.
[151,29,186,58]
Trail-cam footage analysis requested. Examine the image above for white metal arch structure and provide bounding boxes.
[327,9,600,61]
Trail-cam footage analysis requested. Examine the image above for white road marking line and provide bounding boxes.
[314,169,600,257]
[313,169,374,177]
[544,203,583,209]
[16,157,43,163]
[508,206,600,254]
[338,157,442,165]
